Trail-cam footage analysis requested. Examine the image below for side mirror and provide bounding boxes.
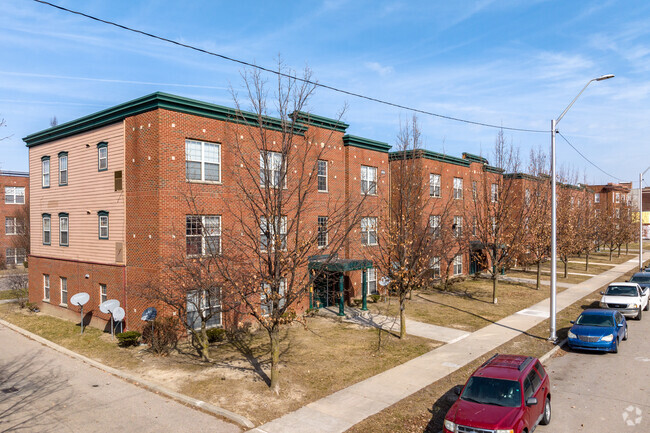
[600,291,605,295]
[453,385,463,396]
[618,323,624,328]
[570,320,575,324]
[526,397,538,406]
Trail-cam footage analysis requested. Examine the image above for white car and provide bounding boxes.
[600,282,649,320]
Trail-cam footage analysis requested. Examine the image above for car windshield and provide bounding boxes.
[460,377,521,408]
[630,275,650,284]
[575,314,614,327]
[605,286,637,296]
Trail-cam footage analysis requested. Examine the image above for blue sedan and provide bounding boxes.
[567,309,627,353]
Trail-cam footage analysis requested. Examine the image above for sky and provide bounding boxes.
[1,0,649,185]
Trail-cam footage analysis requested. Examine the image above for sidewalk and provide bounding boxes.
[249,254,646,433]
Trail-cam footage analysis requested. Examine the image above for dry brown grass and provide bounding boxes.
[346,265,641,433]
[0,306,437,425]
[505,269,590,284]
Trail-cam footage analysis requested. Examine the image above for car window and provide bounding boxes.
[523,377,534,399]
[534,361,546,379]
[460,377,522,408]
[630,275,650,283]
[575,314,614,327]
[528,370,541,391]
[605,286,638,296]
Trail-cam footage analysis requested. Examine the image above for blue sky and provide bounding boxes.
[1,0,649,185]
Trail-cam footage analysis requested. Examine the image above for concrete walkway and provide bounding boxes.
[249,254,647,433]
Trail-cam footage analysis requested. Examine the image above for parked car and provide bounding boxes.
[599,282,649,320]
[443,354,551,433]
[629,272,650,307]
[567,309,627,353]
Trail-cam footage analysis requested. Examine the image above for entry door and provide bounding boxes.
[313,271,339,308]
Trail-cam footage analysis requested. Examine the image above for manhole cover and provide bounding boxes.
[1,387,18,394]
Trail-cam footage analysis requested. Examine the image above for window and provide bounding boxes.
[260,150,284,188]
[97,211,109,239]
[185,139,220,182]
[42,214,51,245]
[114,170,123,191]
[5,217,24,235]
[615,192,620,203]
[615,208,620,218]
[491,183,498,202]
[58,152,68,186]
[453,216,463,237]
[317,216,328,247]
[472,217,477,236]
[260,216,287,251]
[100,283,107,303]
[5,248,25,266]
[361,217,378,246]
[42,156,50,187]
[97,142,108,171]
[367,268,377,294]
[430,257,441,278]
[361,165,377,195]
[453,254,463,275]
[317,160,328,192]
[59,213,69,246]
[491,217,497,237]
[472,181,478,199]
[60,277,68,305]
[186,215,221,255]
[4,186,25,204]
[594,193,600,203]
[429,215,441,238]
[429,174,441,197]
[261,279,286,316]
[453,177,463,199]
[187,289,221,329]
[570,197,575,206]
[525,189,531,205]
[44,274,50,300]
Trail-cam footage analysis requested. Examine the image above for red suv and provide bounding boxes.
[443,354,551,433]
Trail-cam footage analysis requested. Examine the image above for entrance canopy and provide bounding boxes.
[308,254,373,272]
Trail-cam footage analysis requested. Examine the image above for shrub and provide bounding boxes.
[25,302,39,312]
[352,299,363,307]
[370,294,381,303]
[142,317,179,355]
[206,327,226,343]
[116,331,141,347]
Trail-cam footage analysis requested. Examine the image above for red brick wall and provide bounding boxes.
[0,173,29,266]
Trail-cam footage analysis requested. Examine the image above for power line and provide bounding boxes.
[33,0,547,134]
[557,131,624,182]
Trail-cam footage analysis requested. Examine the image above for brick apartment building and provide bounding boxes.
[589,182,632,216]
[1,170,29,268]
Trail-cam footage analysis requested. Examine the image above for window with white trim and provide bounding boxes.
[491,183,498,202]
[594,192,600,203]
[361,165,377,195]
[187,289,221,329]
[97,142,108,171]
[430,257,441,278]
[42,214,51,245]
[261,279,286,316]
[59,213,69,246]
[615,208,620,218]
[453,177,463,199]
[260,151,285,188]
[100,283,107,303]
[185,139,221,182]
[260,216,287,251]
[429,174,441,197]
[491,217,497,236]
[5,248,25,266]
[453,255,463,275]
[317,216,328,248]
[453,216,463,237]
[98,211,109,239]
[615,192,620,203]
[472,181,478,199]
[525,189,531,205]
[42,157,50,187]
[44,274,50,300]
[367,268,377,294]
[186,215,221,256]
[317,160,328,192]
[59,152,68,186]
[60,277,68,305]
[4,187,25,204]
[361,217,378,245]
[429,215,441,238]
[5,217,23,235]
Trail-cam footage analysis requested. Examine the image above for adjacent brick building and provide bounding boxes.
[1,170,29,268]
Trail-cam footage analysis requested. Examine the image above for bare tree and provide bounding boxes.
[575,187,598,271]
[0,117,10,141]
[7,273,29,308]
[49,116,58,127]
[10,204,30,259]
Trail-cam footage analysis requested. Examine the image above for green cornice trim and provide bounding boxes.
[483,165,505,174]
[343,134,391,153]
[503,172,545,181]
[389,149,470,167]
[292,111,349,132]
[462,152,489,164]
[23,92,309,147]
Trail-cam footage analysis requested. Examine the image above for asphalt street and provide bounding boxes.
[0,323,241,433]
[538,309,650,432]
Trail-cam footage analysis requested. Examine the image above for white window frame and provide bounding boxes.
[42,158,50,187]
[429,215,441,238]
[453,216,463,238]
[525,189,531,205]
[60,277,68,306]
[317,216,328,248]
[367,268,377,294]
[594,193,600,203]
[59,153,68,186]
[187,289,222,329]
[430,257,441,278]
[5,248,25,266]
[99,213,109,239]
[44,274,50,301]
[453,254,463,276]
[261,279,286,316]
[615,208,620,218]
[491,183,498,202]
[260,150,285,188]
[615,192,621,203]
[42,215,51,245]
[100,283,107,304]
[453,177,463,199]
[5,217,23,235]
[317,160,328,192]
[98,146,108,171]
[59,214,69,246]
[361,165,377,195]
[4,186,25,204]
[361,217,378,246]
[260,216,287,252]
[185,139,221,182]
[186,215,222,256]
[429,174,441,197]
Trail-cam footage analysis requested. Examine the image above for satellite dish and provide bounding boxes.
[99,299,120,314]
[112,306,125,322]
[70,292,90,307]
[379,277,392,287]
[141,307,157,321]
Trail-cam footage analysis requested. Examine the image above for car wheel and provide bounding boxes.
[637,307,643,321]
[612,338,619,353]
[644,301,649,311]
[623,326,628,341]
[540,396,551,425]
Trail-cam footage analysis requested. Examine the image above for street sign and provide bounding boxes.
[379,277,392,287]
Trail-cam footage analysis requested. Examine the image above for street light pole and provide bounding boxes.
[549,74,614,342]
[640,168,650,270]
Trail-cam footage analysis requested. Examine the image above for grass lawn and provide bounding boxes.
[346,265,642,433]
[0,291,18,300]
[0,268,27,276]
[589,251,637,264]
[0,307,438,425]
[504,269,590,285]
[368,278,568,332]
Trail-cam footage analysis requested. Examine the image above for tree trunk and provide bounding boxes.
[536,261,541,290]
[563,259,568,278]
[399,295,406,339]
[626,243,629,255]
[585,252,590,271]
[269,326,280,394]
[492,274,498,304]
[199,326,211,362]
[609,248,613,261]
[617,245,621,257]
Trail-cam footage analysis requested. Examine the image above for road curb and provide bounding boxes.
[539,338,568,364]
[0,317,255,429]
